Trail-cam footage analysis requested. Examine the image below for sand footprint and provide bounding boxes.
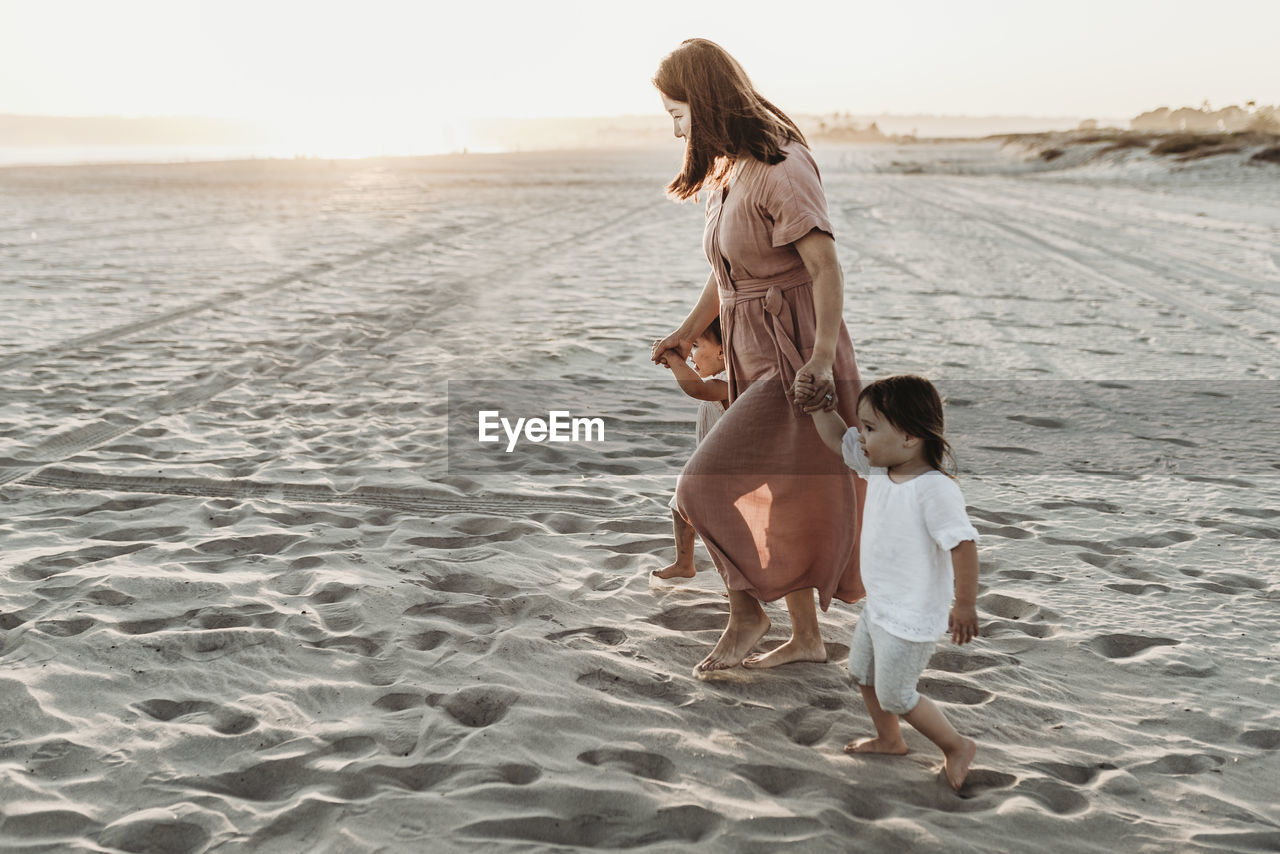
[15,543,152,580]
[1239,730,1280,750]
[577,747,675,782]
[429,572,519,598]
[1112,530,1196,549]
[374,693,425,712]
[733,762,818,797]
[1191,831,1280,852]
[2,808,100,841]
[956,769,1017,799]
[928,649,1010,674]
[1104,582,1172,595]
[35,617,95,637]
[193,533,305,556]
[978,593,1058,639]
[434,685,519,728]
[403,629,451,651]
[1006,415,1067,429]
[87,588,136,606]
[644,603,726,633]
[97,814,210,854]
[1011,778,1090,815]
[1000,569,1064,583]
[779,705,837,746]
[457,804,721,848]
[402,602,498,635]
[1086,634,1179,659]
[25,739,108,780]
[1032,760,1112,785]
[917,676,992,706]
[136,698,258,735]
[978,593,1042,621]
[576,668,693,705]
[307,634,385,657]
[1134,752,1225,775]
[546,626,627,647]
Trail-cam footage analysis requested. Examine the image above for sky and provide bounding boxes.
[1,0,1276,127]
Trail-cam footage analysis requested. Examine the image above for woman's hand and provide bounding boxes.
[651,331,695,366]
[791,357,836,412]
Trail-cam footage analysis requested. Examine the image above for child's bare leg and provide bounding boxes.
[653,510,697,579]
[845,685,909,754]
[901,696,977,790]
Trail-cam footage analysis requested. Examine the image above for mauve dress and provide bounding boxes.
[674,139,865,610]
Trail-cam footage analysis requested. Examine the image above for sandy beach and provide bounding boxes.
[2,141,1279,852]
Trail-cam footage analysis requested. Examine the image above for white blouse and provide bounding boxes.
[842,426,980,641]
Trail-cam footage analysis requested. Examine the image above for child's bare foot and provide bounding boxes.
[742,637,827,668]
[943,737,977,790]
[843,736,908,755]
[695,613,770,672]
[652,562,696,580]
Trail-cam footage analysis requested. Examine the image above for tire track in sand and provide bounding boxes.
[15,467,641,519]
[0,198,667,491]
[0,202,576,374]
[900,179,1280,370]
[831,178,1059,374]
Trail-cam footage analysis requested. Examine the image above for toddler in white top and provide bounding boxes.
[654,317,729,580]
[803,373,981,791]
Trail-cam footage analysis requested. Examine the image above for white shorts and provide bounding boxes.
[847,615,936,715]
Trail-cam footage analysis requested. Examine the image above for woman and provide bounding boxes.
[650,38,866,673]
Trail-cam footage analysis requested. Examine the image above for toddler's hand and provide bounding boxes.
[948,603,979,645]
[792,375,817,404]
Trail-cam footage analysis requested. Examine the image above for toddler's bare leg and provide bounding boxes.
[845,685,909,754]
[653,510,696,579]
[901,696,977,790]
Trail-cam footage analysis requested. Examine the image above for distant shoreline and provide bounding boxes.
[0,112,1124,168]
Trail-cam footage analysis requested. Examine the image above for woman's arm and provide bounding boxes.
[651,272,719,365]
[791,230,844,411]
[795,230,843,365]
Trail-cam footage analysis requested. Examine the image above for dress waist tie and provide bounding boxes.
[719,270,812,397]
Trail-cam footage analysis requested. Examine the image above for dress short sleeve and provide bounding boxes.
[919,473,980,551]
[760,143,834,247]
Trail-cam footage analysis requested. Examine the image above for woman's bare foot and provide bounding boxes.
[742,637,827,669]
[943,737,977,790]
[843,737,908,755]
[695,613,770,672]
[652,562,696,580]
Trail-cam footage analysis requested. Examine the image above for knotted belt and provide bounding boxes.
[719,266,812,394]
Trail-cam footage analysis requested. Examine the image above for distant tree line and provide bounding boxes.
[808,113,889,142]
[1131,102,1280,133]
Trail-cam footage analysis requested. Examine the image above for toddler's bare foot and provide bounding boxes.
[943,737,977,790]
[843,737,908,755]
[742,637,827,669]
[695,614,770,672]
[652,562,696,580]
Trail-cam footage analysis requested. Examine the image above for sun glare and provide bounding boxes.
[263,108,463,160]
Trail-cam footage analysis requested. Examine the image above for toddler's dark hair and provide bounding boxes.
[699,316,722,346]
[857,375,957,478]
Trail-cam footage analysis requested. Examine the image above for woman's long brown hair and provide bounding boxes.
[653,38,807,201]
